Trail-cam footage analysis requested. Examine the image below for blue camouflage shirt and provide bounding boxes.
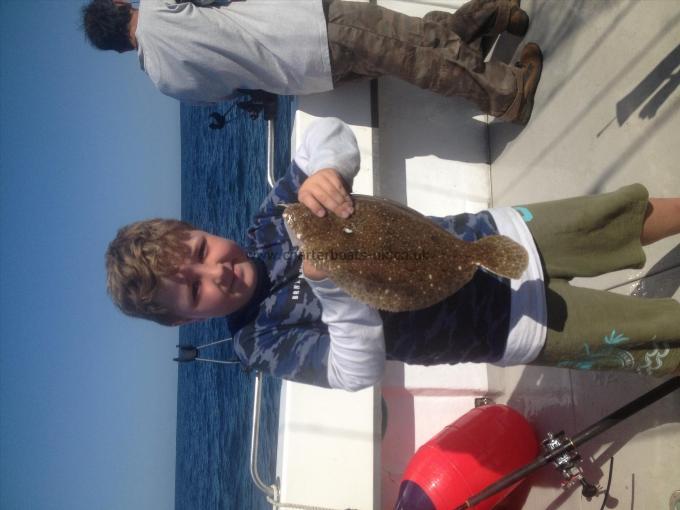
[228,163,512,388]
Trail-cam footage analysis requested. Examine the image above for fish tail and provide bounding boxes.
[471,235,529,279]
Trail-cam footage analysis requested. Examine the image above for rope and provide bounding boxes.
[598,457,615,510]
[195,337,232,350]
[194,358,240,365]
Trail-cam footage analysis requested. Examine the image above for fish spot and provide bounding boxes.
[428,274,432,280]
[343,227,353,234]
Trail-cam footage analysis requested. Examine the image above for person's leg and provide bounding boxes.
[519,184,680,376]
[515,184,651,279]
[326,0,538,120]
[532,279,680,376]
[517,185,680,276]
[641,198,680,245]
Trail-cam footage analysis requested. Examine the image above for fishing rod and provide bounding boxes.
[453,376,680,510]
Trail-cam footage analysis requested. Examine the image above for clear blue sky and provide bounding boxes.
[1,2,180,509]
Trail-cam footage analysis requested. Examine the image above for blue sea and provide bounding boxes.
[175,96,295,510]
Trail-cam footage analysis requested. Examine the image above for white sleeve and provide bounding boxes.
[304,277,385,392]
[293,117,360,184]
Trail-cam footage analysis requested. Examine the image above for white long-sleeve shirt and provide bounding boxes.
[290,118,386,390]
[289,118,545,390]
[136,0,333,103]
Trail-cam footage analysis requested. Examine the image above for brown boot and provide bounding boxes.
[513,42,543,125]
[480,6,529,57]
[507,7,529,36]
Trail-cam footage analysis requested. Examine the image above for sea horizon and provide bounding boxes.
[175,96,294,510]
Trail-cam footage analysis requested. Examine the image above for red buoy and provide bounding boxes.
[394,404,538,510]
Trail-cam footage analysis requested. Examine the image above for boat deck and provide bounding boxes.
[489,1,680,508]
[277,1,680,509]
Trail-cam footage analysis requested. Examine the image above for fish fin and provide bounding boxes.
[471,235,528,279]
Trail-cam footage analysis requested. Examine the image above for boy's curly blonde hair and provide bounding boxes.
[106,219,195,325]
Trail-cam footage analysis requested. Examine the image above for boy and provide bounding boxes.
[106,118,680,390]
[82,0,542,124]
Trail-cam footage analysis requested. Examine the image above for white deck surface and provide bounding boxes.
[487,1,680,508]
[277,1,680,509]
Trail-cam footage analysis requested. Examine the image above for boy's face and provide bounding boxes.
[155,231,257,323]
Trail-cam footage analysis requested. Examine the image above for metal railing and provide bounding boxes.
[250,371,279,502]
[267,119,276,188]
[250,109,279,505]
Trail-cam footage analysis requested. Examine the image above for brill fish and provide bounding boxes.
[283,195,528,312]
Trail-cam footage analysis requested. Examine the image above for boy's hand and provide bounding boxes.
[298,168,353,219]
[302,260,328,281]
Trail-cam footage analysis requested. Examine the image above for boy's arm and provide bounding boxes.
[294,117,360,274]
[298,168,353,219]
[235,306,383,391]
[257,117,359,220]
[311,279,385,392]
[294,117,361,185]
[253,118,358,225]
[294,117,359,218]
[293,117,385,391]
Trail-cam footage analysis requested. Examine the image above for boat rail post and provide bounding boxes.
[266,119,276,188]
[250,370,280,503]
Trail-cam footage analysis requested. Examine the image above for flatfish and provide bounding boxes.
[283,195,528,312]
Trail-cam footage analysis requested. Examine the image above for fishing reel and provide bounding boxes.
[541,431,599,498]
[207,90,278,130]
[453,378,678,510]
[236,89,278,121]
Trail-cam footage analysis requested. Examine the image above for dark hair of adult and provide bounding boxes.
[81,0,134,52]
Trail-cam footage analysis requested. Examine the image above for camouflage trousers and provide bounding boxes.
[521,184,680,376]
[324,0,522,118]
